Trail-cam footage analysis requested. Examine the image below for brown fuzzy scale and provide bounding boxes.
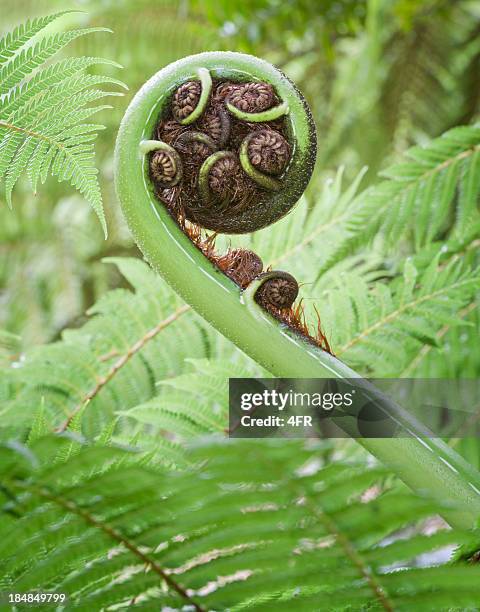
[172,81,202,121]
[228,82,275,113]
[179,220,333,354]
[255,274,299,310]
[216,249,263,288]
[156,120,186,144]
[248,129,291,175]
[150,151,177,187]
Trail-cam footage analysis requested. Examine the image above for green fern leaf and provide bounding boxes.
[0,11,73,63]
[2,437,478,610]
[0,13,126,236]
[324,255,480,374]
[2,259,210,440]
[0,27,112,93]
[318,126,480,276]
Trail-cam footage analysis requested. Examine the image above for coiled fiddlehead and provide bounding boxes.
[254,271,299,310]
[143,55,313,233]
[115,52,480,529]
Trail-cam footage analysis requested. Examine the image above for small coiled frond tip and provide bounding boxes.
[254,271,299,310]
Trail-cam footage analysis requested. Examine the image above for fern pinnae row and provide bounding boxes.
[0,11,74,62]
[0,27,113,93]
[0,56,123,116]
[336,265,480,356]
[6,74,126,126]
[0,12,126,235]
[317,128,480,278]
[15,481,205,611]
[56,304,190,433]
[401,299,478,377]
[269,165,368,268]
[303,496,394,612]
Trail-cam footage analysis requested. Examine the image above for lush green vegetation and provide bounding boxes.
[1,1,480,609]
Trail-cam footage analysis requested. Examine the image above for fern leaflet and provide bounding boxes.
[318,126,480,275]
[0,436,479,610]
[0,12,126,235]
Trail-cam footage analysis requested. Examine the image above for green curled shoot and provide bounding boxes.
[175,131,217,152]
[139,139,177,156]
[140,139,183,187]
[242,270,295,318]
[226,99,289,122]
[198,150,236,206]
[180,67,212,125]
[239,134,282,191]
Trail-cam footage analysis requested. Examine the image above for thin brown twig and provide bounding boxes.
[56,304,191,433]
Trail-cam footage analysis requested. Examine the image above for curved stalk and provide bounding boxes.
[226,99,289,122]
[115,51,480,530]
[180,67,212,125]
[198,151,236,205]
[239,134,282,191]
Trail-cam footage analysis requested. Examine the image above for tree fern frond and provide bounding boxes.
[1,436,478,610]
[0,13,126,235]
[0,11,73,63]
[0,27,112,93]
[318,126,480,276]
[0,56,122,115]
[320,254,480,375]
[118,359,263,446]
[2,259,209,439]
[6,73,126,126]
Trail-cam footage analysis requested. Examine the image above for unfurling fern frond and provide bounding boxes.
[319,126,480,276]
[0,11,127,235]
[0,436,479,610]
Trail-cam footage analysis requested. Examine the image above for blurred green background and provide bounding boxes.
[1,0,480,348]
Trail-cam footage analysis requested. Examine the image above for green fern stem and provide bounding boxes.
[115,51,480,530]
[225,99,289,122]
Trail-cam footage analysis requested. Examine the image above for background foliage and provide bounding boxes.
[1,0,480,609]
